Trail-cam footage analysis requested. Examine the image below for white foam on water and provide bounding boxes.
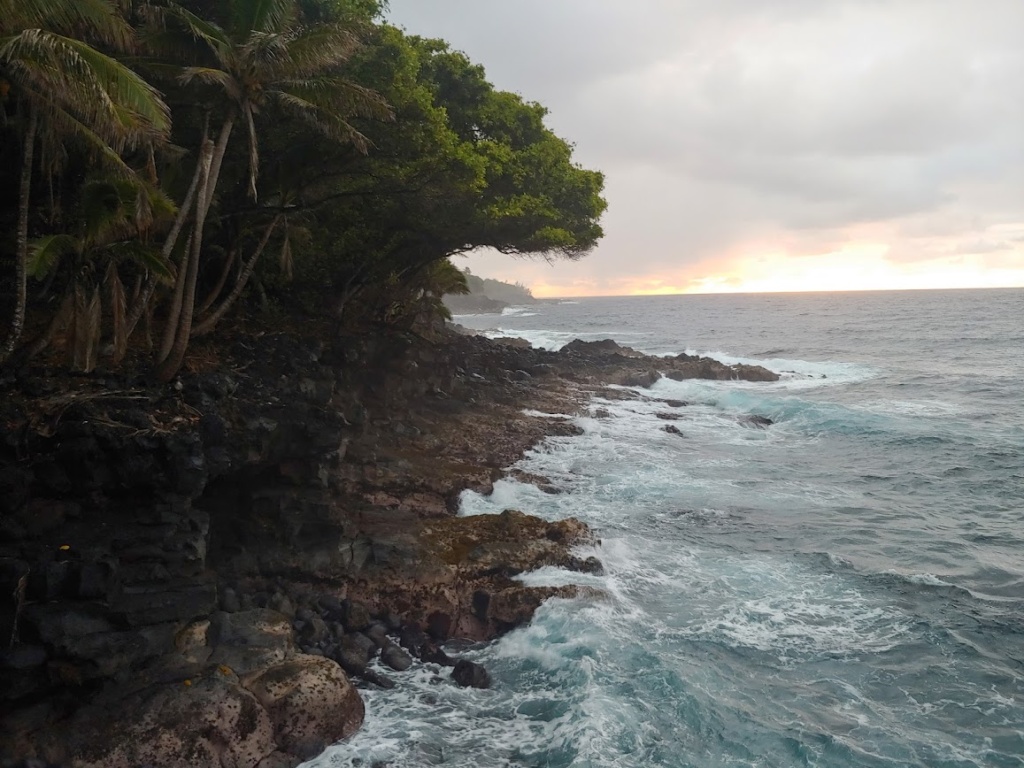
[513,562,606,590]
[301,659,577,768]
[310,296,1024,768]
[644,376,924,443]
[304,590,677,768]
[500,305,539,317]
[520,408,573,419]
[475,327,577,350]
[893,571,955,587]
[450,311,502,319]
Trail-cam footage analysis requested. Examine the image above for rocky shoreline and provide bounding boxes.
[0,330,778,767]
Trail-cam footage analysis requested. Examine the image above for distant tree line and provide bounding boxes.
[0,0,606,378]
[461,270,535,304]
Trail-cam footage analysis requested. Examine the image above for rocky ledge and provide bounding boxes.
[0,329,777,767]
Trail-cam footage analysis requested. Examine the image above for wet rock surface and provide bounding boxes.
[0,328,778,766]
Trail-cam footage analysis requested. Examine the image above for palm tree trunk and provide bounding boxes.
[1,104,38,365]
[196,246,237,316]
[155,231,192,364]
[23,291,73,362]
[192,215,282,338]
[124,142,205,343]
[204,115,235,215]
[154,137,215,382]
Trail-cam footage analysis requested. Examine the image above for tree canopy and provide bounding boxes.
[0,0,606,373]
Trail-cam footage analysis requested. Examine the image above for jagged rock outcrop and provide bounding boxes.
[558,338,780,384]
[347,509,601,640]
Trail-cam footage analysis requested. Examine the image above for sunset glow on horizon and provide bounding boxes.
[517,239,1024,299]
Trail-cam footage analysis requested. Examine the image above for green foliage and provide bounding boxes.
[277,26,604,323]
[0,0,605,366]
[27,235,78,279]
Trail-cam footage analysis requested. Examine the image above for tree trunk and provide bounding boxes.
[155,231,193,364]
[204,115,236,215]
[124,138,206,343]
[108,261,128,363]
[1,104,38,365]
[192,215,282,338]
[154,137,215,382]
[196,246,237,316]
[153,114,235,362]
[21,291,72,363]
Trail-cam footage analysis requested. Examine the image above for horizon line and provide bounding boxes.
[532,284,1024,300]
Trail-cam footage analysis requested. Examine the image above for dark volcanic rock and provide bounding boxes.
[0,325,779,764]
[334,633,376,676]
[451,659,491,689]
[360,668,396,689]
[562,339,644,358]
[381,642,413,672]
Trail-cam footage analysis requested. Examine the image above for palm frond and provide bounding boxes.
[240,31,290,73]
[179,66,240,99]
[158,3,234,68]
[0,0,135,50]
[107,241,177,283]
[271,77,391,152]
[273,23,361,77]
[27,234,79,279]
[2,29,170,145]
[277,76,392,121]
[80,179,129,243]
[34,100,137,180]
[106,259,128,361]
[231,0,295,37]
[70,284,102,372]
[66,37,171,135]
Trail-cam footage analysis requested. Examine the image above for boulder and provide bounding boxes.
[243,655,364,760]
[380,642,412,672]
[360,668,396,689]
[451,659,491,689]
[62,676,276,768]
[333,633,375,675]
[341,601,371,632]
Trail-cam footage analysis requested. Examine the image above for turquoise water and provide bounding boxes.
[308,289,1024,767]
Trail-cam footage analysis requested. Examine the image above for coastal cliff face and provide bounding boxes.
[0,331,777,767]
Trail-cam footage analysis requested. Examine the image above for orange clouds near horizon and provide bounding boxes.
[517,241,1024,299]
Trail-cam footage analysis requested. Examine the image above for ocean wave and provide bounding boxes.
[501,305,539,317]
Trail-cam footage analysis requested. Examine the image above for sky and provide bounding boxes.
[386,0,1024,297]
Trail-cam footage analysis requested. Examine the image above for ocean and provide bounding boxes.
[307,288,1024,767]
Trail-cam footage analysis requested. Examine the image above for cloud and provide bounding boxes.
[387,0,1024,294]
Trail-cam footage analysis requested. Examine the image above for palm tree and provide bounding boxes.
[0,0,171,364]
[148,0,391,381]
[25,176,177,369]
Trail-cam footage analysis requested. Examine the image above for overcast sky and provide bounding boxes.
[386,0,1024,296]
